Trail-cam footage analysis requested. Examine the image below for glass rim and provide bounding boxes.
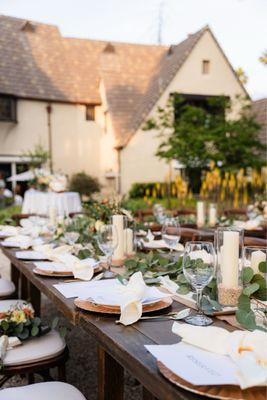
[243,245,267,251]
[185,241,214,246]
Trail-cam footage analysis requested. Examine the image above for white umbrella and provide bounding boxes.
[7,170,34,182]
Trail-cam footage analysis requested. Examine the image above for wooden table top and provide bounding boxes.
[1,246,233,400]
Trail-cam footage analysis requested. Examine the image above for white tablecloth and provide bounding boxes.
[22,190,82,216]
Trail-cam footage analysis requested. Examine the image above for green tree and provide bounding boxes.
[24,144,50,169]
[143,95,265,192]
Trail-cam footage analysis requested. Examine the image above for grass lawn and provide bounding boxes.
[0,205,22,225]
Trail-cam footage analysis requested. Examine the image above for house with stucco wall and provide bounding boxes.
[0,15,255,194]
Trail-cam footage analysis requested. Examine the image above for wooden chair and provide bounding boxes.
[173,208,196,217]
[244,237,267,247]
[0,382,86,400]
[68,211,87,218]
[224,208,246,218]
[0,300,68,386]
[134,209,154,222]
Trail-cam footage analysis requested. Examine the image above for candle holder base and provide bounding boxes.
[111,258,125,267]
[218,284,242,307]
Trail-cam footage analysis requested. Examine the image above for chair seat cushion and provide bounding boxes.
[4,330,65,366]
[0,299,27,312]
[0,382,86,400]
[0,278,15,297]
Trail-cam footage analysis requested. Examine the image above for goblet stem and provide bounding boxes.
[196,288,203,314]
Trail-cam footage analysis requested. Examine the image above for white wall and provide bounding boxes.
[120,29,247,194]
[0,99,102,180]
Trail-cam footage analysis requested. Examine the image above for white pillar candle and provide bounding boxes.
[124,228,134,255]
[209,205,217,227]
[48,206,57,225]
[112,215,124,260]
[251,250,266,275]
[221,231,239,289]
[197,201,205,227]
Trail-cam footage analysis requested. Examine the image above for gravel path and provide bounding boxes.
[0,251,142,399]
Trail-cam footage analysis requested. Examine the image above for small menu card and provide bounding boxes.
[145,342,238,386]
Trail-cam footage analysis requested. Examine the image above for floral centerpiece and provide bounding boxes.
[0,302,50,340]
[30,169,67,193]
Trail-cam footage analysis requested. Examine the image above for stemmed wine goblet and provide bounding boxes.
[182,241,216,326]
[97,224,118,279]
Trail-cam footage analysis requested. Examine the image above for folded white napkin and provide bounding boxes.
[143,239,184,251]
[58,253,95,281]
[3,235,32,249]
[118,272,149,326]
[0,225,20,237]
[33,244,72,262]
[172,322,267,389]
[233,219,261,230]
[159,275,178,294]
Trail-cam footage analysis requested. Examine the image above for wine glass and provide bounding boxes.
[162,218,181,254]
[182,241,216,326]
[154,204,167,224]
[64,231,80,246]
[97,224,118,279]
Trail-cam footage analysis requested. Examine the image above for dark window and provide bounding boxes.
[202,60,210,74]
[0,95,17,122]
[172,93,227,121]
[85,105,95,121]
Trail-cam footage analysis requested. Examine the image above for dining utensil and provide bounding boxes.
[115,308,191,323]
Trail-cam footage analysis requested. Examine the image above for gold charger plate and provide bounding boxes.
[74,296,173,314]
[33,265,102,278]
[157,361,266,400]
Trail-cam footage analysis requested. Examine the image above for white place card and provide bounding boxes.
[145,342,238,386]
[16,251,47,260]
[34,262,73,272]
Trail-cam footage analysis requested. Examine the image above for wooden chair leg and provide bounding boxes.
[40,369,53,382]
[28,372,35,384]
[58,362,66,382]
[0,375,10,387]
[143,387,158,400]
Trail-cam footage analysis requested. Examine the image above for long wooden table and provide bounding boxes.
[2,246,231,400]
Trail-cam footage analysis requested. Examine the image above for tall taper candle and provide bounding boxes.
[124,228,134,255]
[209,204,217,227]
[221,231,239,289]
[197,201,205,228]
[112,215,124,260]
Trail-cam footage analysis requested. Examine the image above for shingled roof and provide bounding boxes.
[0,15,229,146]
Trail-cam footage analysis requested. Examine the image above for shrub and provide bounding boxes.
[69,172,100,197]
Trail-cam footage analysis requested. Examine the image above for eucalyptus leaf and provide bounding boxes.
[237,294,251,313]
[236,309,256,331]
[51,317,59,330]
[18,328,29,340]
[31,325,39,337]
[60,326,67,338]
[243,283,260,296]
[259,261,267,274]
[1,320,9,331]
[33,317,41,327]
[241,267,254,284]
[177,285,190,295]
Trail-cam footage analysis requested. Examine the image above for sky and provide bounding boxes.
[0,0,266,100]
